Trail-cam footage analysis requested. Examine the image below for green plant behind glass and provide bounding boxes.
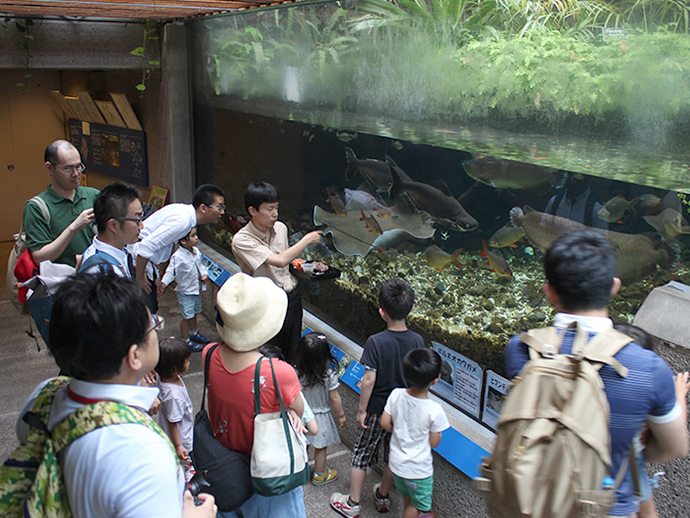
[130,20,162,92]
[206,5,358,98]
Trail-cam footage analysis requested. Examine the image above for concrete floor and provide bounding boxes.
[0,287,394,518]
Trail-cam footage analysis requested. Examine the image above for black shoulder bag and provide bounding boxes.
[191,343,253,512]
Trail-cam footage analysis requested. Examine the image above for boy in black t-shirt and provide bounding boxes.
[330,279,424,518]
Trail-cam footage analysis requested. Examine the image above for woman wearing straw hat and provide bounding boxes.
[203,273,307,518]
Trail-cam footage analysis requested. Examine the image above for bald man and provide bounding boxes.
[22,139,99,342]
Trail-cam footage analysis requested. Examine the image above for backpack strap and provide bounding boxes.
[520,322,588,360]
[50,401,176,460]
[581,328,632,378]
[549,190,566,216]
[21,377,71,434]
[520,327,561,360]
[584,191,597,227]
[14,197,52,251]
[200,342,221,411]
[522,324,630,376]
[29,196,50,226]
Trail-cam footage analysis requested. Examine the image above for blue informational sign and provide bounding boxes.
[329,344,345,364]
[340,360,365,395]
[68,119,149,186]
[200,253,231,287]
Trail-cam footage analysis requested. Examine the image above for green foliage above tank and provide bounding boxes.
[199,1,690,119]
[190,0,690,190]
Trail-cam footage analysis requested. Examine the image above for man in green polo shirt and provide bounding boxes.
[22,139,99,343]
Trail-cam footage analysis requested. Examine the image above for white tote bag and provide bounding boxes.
[250,357,310,496]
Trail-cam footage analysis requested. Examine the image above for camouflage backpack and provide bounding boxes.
[475,323,634,518]
[0,377,177,517]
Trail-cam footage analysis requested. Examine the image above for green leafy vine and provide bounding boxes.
[3,16,35,92]
[130,20,163,92]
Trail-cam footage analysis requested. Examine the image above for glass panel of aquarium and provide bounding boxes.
[187,0,690,421]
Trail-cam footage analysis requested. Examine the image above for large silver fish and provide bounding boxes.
[344,147,412,192]
[463,157,566,191]
[390,168,478,232]
[510,206,678,283]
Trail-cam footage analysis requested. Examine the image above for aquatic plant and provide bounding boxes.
[452,28,690,121]
[350,0,690,38]
[349,0,615,42]
[603,0,690,33]
[205,5,358,98]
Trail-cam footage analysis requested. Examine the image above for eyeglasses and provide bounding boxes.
[53,162,85,174]
[115,214,144,224]
[207,204,226,211]
[146,314,165,335]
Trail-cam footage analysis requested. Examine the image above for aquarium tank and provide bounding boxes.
[187,0,690,422]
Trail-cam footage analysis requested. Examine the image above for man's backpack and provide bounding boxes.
[0,377,177,517]
[6,197,51,314]
[475,323,634,518]
[78,251,128,277]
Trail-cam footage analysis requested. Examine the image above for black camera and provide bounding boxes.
[187,471,212,506]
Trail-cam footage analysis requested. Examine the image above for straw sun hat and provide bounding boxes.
[215,273,288,352]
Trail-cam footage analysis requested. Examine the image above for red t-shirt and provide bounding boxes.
[203,345,301,456]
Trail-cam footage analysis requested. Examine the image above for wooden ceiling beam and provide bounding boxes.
[3,0,260,9]
[0,0,290,19]
[0,5,221,18]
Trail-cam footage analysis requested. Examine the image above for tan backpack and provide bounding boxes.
[6,196,50,314]
[475,323,634,518]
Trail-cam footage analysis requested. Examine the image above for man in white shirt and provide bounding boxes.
[16,272,216,518]
[134,184,225,312]
[80,183,144,277]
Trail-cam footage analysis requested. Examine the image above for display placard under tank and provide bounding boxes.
[186,0,690,425]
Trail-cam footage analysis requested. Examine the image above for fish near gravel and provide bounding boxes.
[423,245,463,271]
[479,240,512,277]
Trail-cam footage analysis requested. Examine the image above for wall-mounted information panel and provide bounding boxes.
[68,119,148,186]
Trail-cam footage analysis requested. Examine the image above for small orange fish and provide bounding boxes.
[360,209,382,235]
[479,240,513,277]
[488,224,524,248]
[423,245,463,271]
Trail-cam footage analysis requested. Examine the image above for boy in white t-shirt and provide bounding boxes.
[381,348,449,518]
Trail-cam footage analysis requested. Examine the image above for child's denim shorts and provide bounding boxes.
[177,293,202,319]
